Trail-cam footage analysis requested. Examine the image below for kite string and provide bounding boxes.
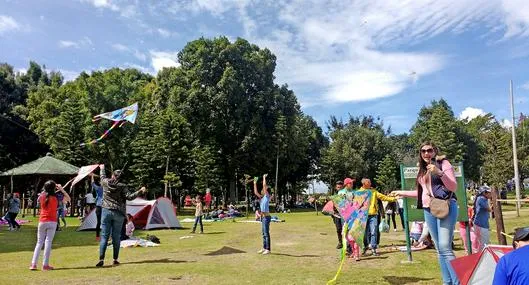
[327,221,349,285]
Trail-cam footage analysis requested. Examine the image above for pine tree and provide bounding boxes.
[375,155,399,193]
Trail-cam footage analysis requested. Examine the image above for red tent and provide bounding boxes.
[450,245,513,285]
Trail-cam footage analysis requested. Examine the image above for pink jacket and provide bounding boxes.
[395,159,457,208]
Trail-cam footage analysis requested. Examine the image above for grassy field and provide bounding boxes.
[1,208,528,285]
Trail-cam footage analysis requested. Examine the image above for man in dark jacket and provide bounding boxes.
[96,164,146,267]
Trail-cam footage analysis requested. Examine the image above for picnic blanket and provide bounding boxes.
[120,238,160,248]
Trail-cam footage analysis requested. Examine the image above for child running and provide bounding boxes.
[30,181,70,270]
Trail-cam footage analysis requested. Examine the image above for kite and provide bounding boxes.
[327,189,372,285]
[80,102,138,146]
[70,164,100,188]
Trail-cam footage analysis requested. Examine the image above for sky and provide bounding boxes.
[2,0,529,138]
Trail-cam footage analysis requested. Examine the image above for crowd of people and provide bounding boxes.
[4,140,528,284]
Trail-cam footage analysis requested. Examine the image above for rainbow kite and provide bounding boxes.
[80,102,138,146]
[327,190,371,285]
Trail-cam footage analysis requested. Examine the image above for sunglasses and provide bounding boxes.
[421,148,434,154]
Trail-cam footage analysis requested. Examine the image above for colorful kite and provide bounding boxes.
[327,189,372,285]
[80,103,138,146]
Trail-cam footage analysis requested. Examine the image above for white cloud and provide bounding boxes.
[459,107,487,120]
[111,43,147,62]
[150,50,180,73]
[0,15,19,34]
[58,37,93,49]
[521,82,529,90]
[157,28,171,38]
[501,118,513,129]
[153,0,529,106]
[59,70,81,82]
[81,0,119,11]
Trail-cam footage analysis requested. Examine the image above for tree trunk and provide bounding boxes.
[491,186,507,245]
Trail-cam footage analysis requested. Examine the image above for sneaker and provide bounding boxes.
[190,231,195,234]
[372,250,380,256]
[42,265,54,271]
[257,249,265,254]
[361,248,368,256]
[96,261,104,267]
[336,243,343,249]
[394,229,397,232]
[113,260,120,266]
[199,231,203,234]
[29,264,37,270]
[262,250,271,255]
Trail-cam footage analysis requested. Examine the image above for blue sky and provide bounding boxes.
[2,0,529,135]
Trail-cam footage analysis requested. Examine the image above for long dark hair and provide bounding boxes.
[42,180,57,207]
[416,141,439,209]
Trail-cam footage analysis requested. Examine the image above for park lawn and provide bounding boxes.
[1,210,528,285]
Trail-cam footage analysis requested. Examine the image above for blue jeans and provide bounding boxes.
[261,216,271,251]
[192,216,203,233]
[365,215,378,249]
[99,208,125,261]
[424,200,460,285]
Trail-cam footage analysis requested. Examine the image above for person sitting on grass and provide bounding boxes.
[121,214,135,240]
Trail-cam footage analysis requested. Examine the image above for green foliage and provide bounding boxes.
[482,122,513,188]
[375,155,399,193]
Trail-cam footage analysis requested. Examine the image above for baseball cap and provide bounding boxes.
[513,226,529,248]
[343,178,354,185]
[477,186,491,195]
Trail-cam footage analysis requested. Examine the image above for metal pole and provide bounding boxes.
[275,148,279,204]
[510,80,522,217]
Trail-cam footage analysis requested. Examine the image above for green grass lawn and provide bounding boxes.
[1,209,529,285]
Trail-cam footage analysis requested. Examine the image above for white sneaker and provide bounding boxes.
[262,250,270,255]
[257,249,265,254]
[394,229,397,232]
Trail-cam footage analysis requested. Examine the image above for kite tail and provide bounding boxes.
[80,121,121,146]
[327,221,349,285]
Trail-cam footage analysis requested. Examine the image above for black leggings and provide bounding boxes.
[96,206,102,237]
[386,213,396,230]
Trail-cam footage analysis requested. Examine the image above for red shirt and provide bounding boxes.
[39,194,58,222]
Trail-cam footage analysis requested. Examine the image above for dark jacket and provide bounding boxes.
[100,168,141,216]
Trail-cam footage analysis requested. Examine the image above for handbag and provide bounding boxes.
[427,177,453,219]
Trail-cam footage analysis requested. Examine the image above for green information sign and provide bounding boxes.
[399,163,469,222]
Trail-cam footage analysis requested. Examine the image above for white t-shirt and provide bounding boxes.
[397,198,404,209]
[85,193,95,204]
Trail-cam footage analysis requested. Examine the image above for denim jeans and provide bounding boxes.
[99,208,125,261]
[6,212,20,229]
[424,199,460,285]
[365,215,378,249]
[261,216,271,251]
[192,216,203,233]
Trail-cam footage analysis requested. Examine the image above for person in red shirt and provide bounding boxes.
[30,180,70,271]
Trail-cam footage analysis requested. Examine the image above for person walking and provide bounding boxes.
[96,165,147,267]
[332,180,345,249]
[385,201,398,232]
[6,192,21,231]
[30,181,69,270]
[392,142,459,285]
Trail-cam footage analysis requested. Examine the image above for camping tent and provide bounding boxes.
[77,197,181,231]
[450,245,513,285]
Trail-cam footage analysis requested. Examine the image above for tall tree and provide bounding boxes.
[375,155,399,193]
[482,122,513,188]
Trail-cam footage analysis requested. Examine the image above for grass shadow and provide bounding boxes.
[53,259,193,270]
[201,231,225,235]
[205,246,246,256]
[383,276,434,285]
[273,253,320,258]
